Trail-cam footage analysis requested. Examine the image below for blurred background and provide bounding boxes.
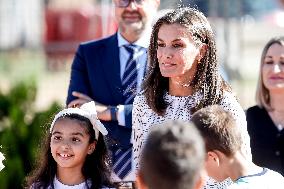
[0,0,284,188]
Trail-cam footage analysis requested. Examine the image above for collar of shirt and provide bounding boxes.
[117,31,148,78]
[117,30,150,48]
[53,176,92,189]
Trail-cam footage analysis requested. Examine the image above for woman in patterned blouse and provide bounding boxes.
[132,7,251,189]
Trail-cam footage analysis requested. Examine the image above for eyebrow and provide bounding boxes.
[71,132,84,137]
[157,38,163,42]
[172,39,183,43]
[157,38,183,42]
[52,131,84,137]
[52,131,62,135]
[264,56,284,60]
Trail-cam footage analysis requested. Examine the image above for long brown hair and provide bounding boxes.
[143,7,230,115]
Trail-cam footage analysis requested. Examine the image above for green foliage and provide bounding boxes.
[0,81,62,188]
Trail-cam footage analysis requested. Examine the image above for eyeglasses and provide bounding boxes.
[114,0,145,8]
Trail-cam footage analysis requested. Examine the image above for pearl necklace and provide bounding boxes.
[173,80,191,88]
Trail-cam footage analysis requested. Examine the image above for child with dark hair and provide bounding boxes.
[137,120,206,189]
[191,105,284,188]
[25,101,114,189]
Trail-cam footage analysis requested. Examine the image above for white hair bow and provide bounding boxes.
[0,151,5,171]
[50,101,108,140]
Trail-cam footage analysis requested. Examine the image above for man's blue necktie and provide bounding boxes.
[122,44,142,104]
[113,44,142,179]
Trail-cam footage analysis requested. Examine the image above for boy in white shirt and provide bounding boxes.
[191,105,284,189]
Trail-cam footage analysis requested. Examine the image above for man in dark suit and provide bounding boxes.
[66,0,160,186]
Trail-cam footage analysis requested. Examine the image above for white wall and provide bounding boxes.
[0,0,44,49]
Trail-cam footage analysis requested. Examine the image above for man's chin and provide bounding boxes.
[126,20,143,26]
[122,22,144,31]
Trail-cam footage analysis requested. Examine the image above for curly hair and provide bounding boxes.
[24,114,112,189]
[143,7,230,115]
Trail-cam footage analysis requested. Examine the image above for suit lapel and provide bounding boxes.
[101,34,124,103]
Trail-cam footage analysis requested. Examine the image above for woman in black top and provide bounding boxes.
[246,36,284,176]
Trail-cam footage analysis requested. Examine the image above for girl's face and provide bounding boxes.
[262,43,284,92]
[50,118,96,171]
[157,23,202,80]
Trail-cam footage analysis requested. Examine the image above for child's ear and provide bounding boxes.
[207,151,220,166]
[87,142,96,155]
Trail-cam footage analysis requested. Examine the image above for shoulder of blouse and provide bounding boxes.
[220,91,245,116]
[133,93,147,106]
[221,91,240,104]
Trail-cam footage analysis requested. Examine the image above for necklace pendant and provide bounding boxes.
[174,80,191,88]
[180,83,191,87]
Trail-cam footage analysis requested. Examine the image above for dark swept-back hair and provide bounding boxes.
[143,7,230,115]
[191,105,242,157]
[256,36,284,110]
[25,114,112,189]
[140,120,205,189]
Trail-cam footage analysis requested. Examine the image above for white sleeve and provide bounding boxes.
[117,105,125,126]
[220,92,252,160]
[132,94,146,175]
